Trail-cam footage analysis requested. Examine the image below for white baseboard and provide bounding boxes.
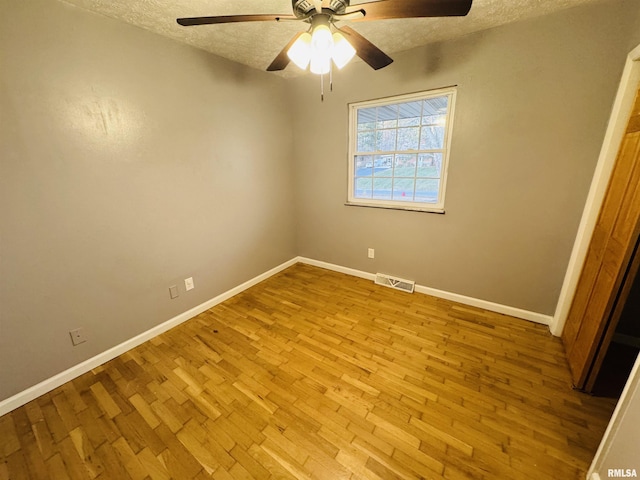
[297,257,552,326]
[0,255,552,416]
[415,284,552,325]
[298,257,376,281]
[0,257,298,417]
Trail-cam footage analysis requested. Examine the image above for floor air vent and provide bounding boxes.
[374,273,415,293]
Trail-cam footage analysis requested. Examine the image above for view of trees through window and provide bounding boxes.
[350,90,454,209]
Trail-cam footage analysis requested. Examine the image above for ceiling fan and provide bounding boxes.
[177,0,473,74]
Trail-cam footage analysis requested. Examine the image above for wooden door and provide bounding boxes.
[562,87,640,390]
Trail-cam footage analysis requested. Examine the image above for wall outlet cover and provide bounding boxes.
[169,285,179,299]
[69,328,87,346]
[185,277,195,291]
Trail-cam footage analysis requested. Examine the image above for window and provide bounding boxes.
[347,87,456,213]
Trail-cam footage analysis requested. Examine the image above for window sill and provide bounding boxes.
[344,202,445,214]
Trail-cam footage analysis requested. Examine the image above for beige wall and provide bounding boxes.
[0,0,295,400]
[290,0,640,315]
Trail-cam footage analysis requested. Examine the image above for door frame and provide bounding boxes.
[552,43,640,337]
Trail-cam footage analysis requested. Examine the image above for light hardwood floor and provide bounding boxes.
[0,263,617,479]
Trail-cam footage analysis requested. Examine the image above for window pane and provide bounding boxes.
[419,124,445,150]
[393,154,417,177]
[397,127,420,150]
[376,129,396,151]
[357,131,376,152]
[422,114,446,126]
[355,155,373,176]
[376,104,398,129]
[373,155,393,176]
[393,178,415,201]
[355,177,373,198]
[372,178,392,200]
[357,108,376,131]
[415,178,440,203]
[417,153,442,177]
[398,101,422,127]
[423,96,448,117]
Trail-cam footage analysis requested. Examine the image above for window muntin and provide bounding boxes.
[348,87,456,212]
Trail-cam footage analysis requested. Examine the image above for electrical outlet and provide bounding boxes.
[185,277,194,291]
[368,248,375,259]
[169,285,179,299]
[69,328,87,346]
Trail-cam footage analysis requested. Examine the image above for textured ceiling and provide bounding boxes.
[60,0,603,76]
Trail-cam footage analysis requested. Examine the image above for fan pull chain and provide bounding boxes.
[318,65,334,102]
[330,63,333,92]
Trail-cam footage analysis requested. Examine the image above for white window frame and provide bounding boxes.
[347,87,457,213]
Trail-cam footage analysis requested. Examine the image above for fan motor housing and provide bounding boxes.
[326,0,349,14]
[292,0,316,17]
[292,0,350,18]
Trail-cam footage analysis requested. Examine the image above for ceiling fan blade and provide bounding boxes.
[266,31,305,71]
[177,14,296,26]
[347,0,472,21]
[338,26,393,70]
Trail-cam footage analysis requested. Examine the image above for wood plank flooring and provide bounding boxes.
[0,263,617,479]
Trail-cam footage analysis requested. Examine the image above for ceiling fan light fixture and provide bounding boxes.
[310,23,333,53]
[310,52,331,74]
[309,21,333,74]
[287,32,312,69]
[331,31,356,69]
